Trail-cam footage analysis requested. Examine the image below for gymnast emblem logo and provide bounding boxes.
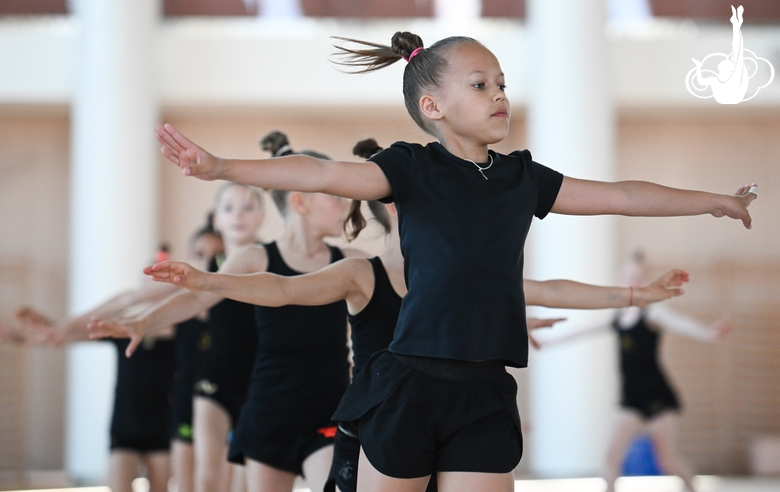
[685,5,775,104]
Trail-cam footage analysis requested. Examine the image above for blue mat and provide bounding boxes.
[622,435,661,476]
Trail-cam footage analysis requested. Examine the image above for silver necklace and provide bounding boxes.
[464,154,494,180]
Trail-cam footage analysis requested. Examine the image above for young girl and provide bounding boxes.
[604,253,730,492]
[152,33,757,491]
[12,291,177,492]
[91,136,364,492]
[170,215,224,492]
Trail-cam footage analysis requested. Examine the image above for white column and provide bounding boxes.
[527,0,618,477]
[67,0,159,483]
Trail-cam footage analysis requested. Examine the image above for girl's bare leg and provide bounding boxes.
[356,447,430,492]
[437,471,513,492]
[144,451,172,492]
[245,458,296,492]
[109,450,141,492]
[605,411,645,492]
[647,412,697,492]
[229,463,247,492]
[171,440,195,492]
[193,397,232,492]
[302,444,334,492]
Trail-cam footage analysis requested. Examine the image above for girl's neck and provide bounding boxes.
[277,217,328,258]
[379,225,403,269]
[437,134,490,163]
[223,236,256,258]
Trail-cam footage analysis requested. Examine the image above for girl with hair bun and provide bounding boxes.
[154,31,756,491]
[91,132,362,492]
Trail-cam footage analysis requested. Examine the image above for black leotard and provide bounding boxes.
[348,257,402,376]
[613,312,680,419]
[193,255,257,427]
[110,337,176,452]
[170,316,208,442]
[228,241,350,473]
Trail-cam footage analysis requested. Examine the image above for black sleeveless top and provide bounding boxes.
[249,242,350,417]
[612,312,680,418]
[197,255,258,384]
[348,257,402,376]
[111,337,176,436]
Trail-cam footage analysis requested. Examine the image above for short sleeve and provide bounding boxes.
[512,150,564,219]
[368,143,414,204]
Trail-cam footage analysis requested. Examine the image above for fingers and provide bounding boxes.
[165,123,196,152]
[156,124,187,154]
[126,336,142,357]
[87,318,125,340]
[529,334,541,350]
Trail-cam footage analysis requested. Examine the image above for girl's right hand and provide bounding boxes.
[144,261,207,292]
[87,317,145,357]
[634,269,689,307]
[155,124,225,181]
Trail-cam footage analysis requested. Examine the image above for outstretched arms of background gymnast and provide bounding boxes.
[143,259,687,314]
[156,124,758,228]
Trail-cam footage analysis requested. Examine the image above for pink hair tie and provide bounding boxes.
[405,47,424,62]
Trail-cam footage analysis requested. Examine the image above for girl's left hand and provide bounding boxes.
[712,184,758,229]
[634,269,689,307]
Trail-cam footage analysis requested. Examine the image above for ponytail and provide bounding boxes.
[343,139,392,241]
[332,32,480,135]
[260,131,331,216]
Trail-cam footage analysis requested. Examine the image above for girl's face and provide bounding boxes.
[191,233,224,263]
[429,43,510,146]
[213,186,265,245]
[302,193,351,238]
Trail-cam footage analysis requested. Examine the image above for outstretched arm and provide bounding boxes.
[89,244,269,356]
[551,179,758,229]
[155,124,391,201]
[646,304,732,342]
[31,283,181,345]
[145,258,373,314]
[88,288,223,357]
[524,269,688,310]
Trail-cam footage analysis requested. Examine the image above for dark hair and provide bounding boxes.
[190,211,221,246]
[344,139,392,241]
[260,130,332,216]
[260,131,292,157]
[332,32,480,135]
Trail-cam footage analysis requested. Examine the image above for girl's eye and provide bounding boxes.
[499,84,507,92]
[472,83,485,90]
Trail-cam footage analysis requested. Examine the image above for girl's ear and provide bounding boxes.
[419,94,443,121]
[288,191,308,215]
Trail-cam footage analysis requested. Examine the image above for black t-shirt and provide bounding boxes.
[370,142,563,367]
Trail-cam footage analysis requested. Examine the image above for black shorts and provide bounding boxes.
[110,433,170,453]
[193,374,248,429]
[170,372,197,442]
[325,424,439,492]
[228,411,337,475]
[332,351,522,479]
